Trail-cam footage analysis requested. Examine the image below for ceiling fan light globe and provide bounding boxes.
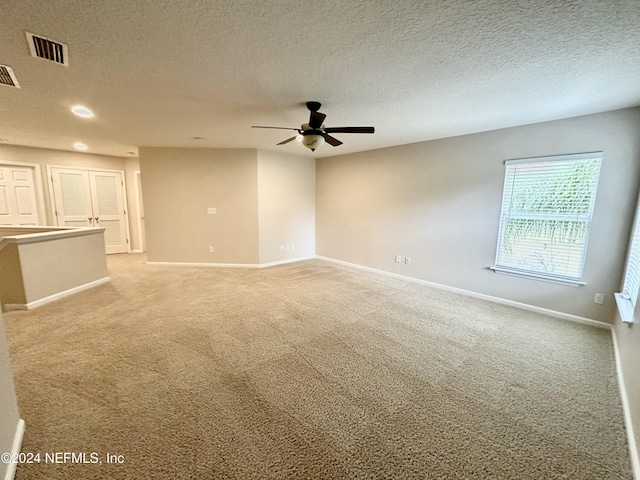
[302,134,324,151]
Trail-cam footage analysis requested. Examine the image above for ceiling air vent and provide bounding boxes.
[25,31,69,66]
[0,65,20,88]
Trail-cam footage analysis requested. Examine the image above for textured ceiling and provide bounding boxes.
[1,0,639,158]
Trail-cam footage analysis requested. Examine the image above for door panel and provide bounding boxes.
[0,185,9,216]
[89,171,128,254]
[51,168,93,226]
[0,165,40,225]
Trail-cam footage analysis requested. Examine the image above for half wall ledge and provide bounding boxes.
[0,226,109,311]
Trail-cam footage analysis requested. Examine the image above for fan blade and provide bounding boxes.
[324,126,375,134]
[252,126,299,131]
[277,136,298,145]
[309,111,326,129]
[321,133,343,147]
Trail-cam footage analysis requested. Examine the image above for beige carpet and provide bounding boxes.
[4,254,633,479]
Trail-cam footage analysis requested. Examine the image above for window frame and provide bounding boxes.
[615,190,640,324]
[492,152,603,286]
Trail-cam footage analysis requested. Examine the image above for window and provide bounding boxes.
[493,152,602,284]
[615,193,640,324]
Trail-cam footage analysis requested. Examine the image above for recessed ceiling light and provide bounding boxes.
[74,143,88,150]
[71,106,94,118]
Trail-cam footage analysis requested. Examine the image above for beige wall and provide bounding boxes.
[0,243,26,305]
[139,148,260,264]
[316,108,640,323]
[139,148,316,266]
[0,229,108,309]
[257,150,315,264]
[0,144,139,242]
[0,309,21,480]
[18,232,108,304]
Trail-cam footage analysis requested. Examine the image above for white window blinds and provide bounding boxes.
[616,193,640,323]
[621,215,640,303]
[494,152,602,282]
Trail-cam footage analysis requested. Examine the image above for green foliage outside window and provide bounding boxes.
[498,158,600,279]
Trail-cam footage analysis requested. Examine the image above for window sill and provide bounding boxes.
[489,266,586,287]
[614,293,635,324]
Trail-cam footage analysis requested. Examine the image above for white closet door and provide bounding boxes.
[50,167,129,254]
[0,165,40,226]
[51,168,93,227]
[89,171,128,254]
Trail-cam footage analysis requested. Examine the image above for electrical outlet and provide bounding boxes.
[395,255,402,263]
[291,244,295,250]
[593,293,604,304]
[208,246,214,253]
[280,245,284,251]
[405,257,411,265]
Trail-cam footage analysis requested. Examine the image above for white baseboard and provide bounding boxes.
[315,256,610,329]
[611,328,640,480]
[4,277,111,311]
[258,256,316,268]
[147,261,261,268]
[3,419,25,480]
[147,256,315,269]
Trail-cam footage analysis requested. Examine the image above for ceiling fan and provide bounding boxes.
[252,101,375,152]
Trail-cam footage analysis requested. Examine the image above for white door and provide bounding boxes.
[50,168,93,227]
[0,165,40,225]
[50,167,129,254]
[89,171,128,254]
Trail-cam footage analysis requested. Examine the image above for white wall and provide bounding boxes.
[316,107,640,323]
[257,150,315,264]
[19,232,108,305]
[0,309,21,480]
[614,312,640,474]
